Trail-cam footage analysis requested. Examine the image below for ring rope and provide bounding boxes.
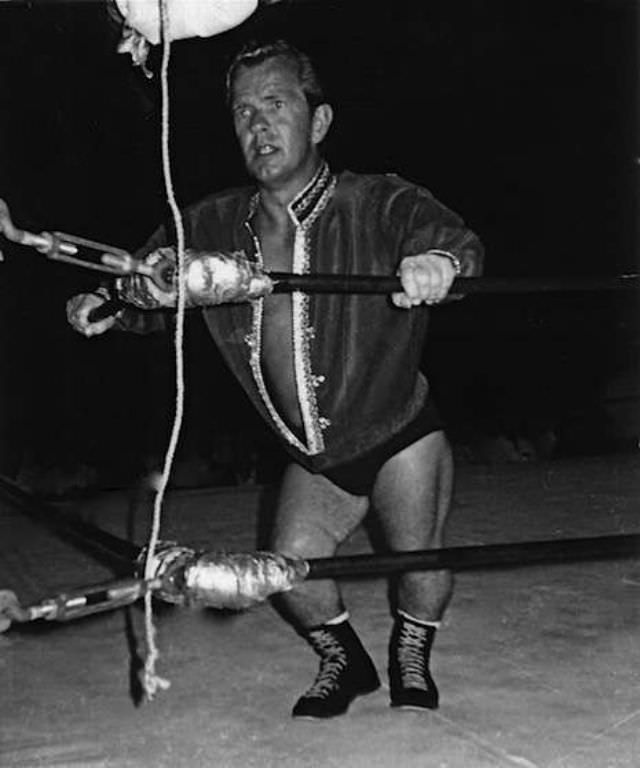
[140,0,188,700]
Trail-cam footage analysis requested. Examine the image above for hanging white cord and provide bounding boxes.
[141,0,187,699]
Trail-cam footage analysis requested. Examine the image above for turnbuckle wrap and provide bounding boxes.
[142,544,309,610]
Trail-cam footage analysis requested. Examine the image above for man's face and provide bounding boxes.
[230,58,320,191]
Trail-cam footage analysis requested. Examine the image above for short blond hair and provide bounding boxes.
[226,40,327,109]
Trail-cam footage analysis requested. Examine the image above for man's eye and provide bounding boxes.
[234,106,251,120]
[273,99,285,109]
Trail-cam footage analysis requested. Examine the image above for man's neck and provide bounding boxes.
[257,158,323,224]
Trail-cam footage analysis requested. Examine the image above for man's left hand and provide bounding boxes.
[392,252,458,309]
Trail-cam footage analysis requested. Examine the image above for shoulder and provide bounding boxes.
[331,170,464,231]
[332,171,438,221]
[186,185,254,222]
[335,170,435,203]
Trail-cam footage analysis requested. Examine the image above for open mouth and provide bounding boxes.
[255,143,278,157]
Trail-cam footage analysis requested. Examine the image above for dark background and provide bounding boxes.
[0,0,637,492]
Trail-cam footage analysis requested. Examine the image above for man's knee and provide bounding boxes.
[272,464,368,559]
[270,520,339,560]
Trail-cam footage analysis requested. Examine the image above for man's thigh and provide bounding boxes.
[371,430,453,550]
[271,462,369,558]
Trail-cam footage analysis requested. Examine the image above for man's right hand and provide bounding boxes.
[66,292,118,337]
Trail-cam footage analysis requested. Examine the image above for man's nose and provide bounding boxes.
[249,109,269,133]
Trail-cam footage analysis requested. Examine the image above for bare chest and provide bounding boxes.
[254,218,302,430]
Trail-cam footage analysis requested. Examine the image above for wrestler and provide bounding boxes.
[67,40,484,719]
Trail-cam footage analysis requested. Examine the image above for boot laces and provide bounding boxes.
[396,621,429,690]
[304,629,349,699]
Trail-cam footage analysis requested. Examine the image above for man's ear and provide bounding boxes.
[311,103,333,145]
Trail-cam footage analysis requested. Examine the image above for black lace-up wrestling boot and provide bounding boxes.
[388,610,440,710]
[292,617,380,719]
